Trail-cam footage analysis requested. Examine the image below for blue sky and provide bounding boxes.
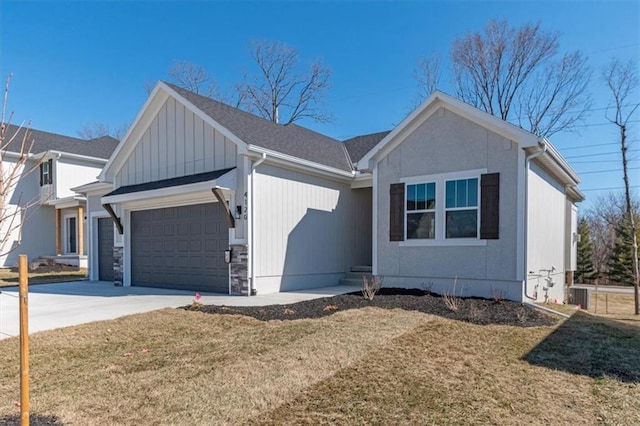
[1,0,638,210]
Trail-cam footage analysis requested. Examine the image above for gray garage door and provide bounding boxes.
[130,202,228,293]
[98,218,115,281]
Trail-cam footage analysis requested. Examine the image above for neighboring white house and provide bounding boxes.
[1,125,119,267]
[79,82,582,303]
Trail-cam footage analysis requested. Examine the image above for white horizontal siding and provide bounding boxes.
[253,164,372,293]
[116,97,237,187]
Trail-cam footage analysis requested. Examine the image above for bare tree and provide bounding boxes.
[414,53,441,101]
[167,60,220,98]
[602,58,640,314]
[0,74,41,257]
[443,19,591,137]
[77,122,127,140]
[586,192,638,283]
[237,40,331,125]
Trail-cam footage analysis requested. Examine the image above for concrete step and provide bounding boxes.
[351,265,372,273]
[339,277,364,287]
[344,271,373,280]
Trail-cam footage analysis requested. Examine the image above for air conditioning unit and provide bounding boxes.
[568,287,590,309]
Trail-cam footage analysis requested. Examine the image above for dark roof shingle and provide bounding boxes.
[165,82,353,172]
[343,131,390,163]
[105,168,235,197]
[3,124,119,160]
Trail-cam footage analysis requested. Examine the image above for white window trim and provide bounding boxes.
[63,213,78,254]
[41,161,52,186]
[400,169,487,247]
[405,182,436,240]
[444,177,480,239]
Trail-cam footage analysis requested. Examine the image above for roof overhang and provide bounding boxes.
[351,172,373,189]
[72,181,114,195]
[31,150,108,164]
[245,145,356,181]
[527,139,584,203]
[101,168,236,208]
[46,195,86,209]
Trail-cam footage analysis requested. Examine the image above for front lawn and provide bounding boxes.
[0,297,637,425]
[0,265,87,287]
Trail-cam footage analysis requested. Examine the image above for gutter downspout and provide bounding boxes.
[249,153,267,296]
[523,140,547,300]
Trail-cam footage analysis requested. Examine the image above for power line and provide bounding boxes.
[571,159,640,164]
[586,42,640,55]
[577,167,640,175]
[560,140,639,151]
[565,149,640,159]
[581,185,640,192]
[564,119,640,129]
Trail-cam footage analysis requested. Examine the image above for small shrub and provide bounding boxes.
[490,286,508,303]
[323,304,338,312]
[361,275,382,300]
[443,277,463,312]
[516,307,528,324]
[420,281,435,294]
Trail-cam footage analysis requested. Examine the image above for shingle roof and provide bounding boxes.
[343,131,391,163]
[105,168,235,197]
[164,82,353,172]
[2,124,119,160]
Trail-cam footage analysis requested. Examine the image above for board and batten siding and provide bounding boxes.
[115,97,237,187]
[252,164,372,294]
[56,159,104,199]
[527,162,567,303]
[376,107,522,301]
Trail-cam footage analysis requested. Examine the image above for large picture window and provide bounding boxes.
[406,182,435,239]
[445,178,479,238]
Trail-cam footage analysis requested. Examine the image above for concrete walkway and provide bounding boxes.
[0,281,359,340]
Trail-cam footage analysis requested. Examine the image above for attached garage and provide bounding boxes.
[97,218,115,281]
[130,202,229,293]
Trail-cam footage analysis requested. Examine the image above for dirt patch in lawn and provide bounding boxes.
[187,287,559,327]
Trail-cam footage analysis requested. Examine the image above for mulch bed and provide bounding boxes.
[0,414,62,426]
[186,288,561,327]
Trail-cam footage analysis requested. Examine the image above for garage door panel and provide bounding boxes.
[98,218,115,281]
[131,202,228,293]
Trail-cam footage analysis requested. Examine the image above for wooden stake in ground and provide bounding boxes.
[19,254,29,426]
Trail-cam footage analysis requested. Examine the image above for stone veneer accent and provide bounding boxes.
[229,244,249,295]
[113,246,123,286]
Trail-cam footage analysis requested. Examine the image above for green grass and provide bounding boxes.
[0,307,637,425]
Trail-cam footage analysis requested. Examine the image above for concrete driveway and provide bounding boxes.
[0,281,359,340]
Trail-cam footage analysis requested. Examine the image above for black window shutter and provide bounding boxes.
[389,183,405,241]
[39,163,44,186]
[480,173,500,239]
[48,159,53,184]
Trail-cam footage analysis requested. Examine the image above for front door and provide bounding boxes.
[65,215,77,254]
